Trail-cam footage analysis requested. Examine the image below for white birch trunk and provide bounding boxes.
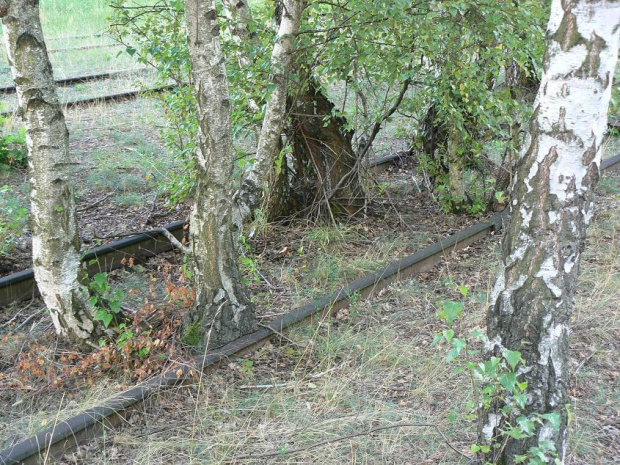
[183,0,256,349]
[238,0,303,217]
[480,1,620,462]
[1,0,98,345]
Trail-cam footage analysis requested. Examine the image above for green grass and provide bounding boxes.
[0,0,143,87]
[39,0,112,38]
[82,129,177,204]
[0,185,28,256]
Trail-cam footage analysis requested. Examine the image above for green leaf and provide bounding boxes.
[504,350,522,370]
[514,392,528,409]
[439,300,463,325]
[540,412,562,432]
[498,372,517,392]
[503,425,529,439]
[457,284,468,298]
[516,416,536,435]
[447,338,466,362]
[94,308,113,328]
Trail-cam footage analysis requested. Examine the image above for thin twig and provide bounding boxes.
[573,350,598,377]
[158,227,191,254]
[239,383,291,389]
[0,300,37,329]
[258,323,304,348]
[11,307,46,333]
[256,269,282,290]
[234,422,472,460]
[76,190,117,213]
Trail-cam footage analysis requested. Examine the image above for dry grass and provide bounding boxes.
[51,166,620,464]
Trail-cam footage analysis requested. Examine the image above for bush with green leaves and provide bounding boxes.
[434,287,562,464]
[299,0,547,213]
[109,0,548,214]
[87,271,126,328]
[0,114,27,170]
[108,0,275,204]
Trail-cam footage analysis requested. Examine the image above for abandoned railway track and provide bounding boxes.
[0,151,405,308]
[0,83,177,118]
[1,153,619,465]
[0,68,149,94]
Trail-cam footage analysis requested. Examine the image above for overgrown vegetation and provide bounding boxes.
[434,292,562,463]
[1,0,618,462]
[0,185,28,257]
[107,0,548,216]
[0,112,28,257]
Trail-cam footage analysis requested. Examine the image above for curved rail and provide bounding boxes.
[0,153,619,464]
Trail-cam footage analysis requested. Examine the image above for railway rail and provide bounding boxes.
[0,68,149,94]
[0,152,403,308]
[1,153,619,464]
[0,84,177,118]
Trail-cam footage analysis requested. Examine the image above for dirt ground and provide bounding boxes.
[45,168,620,464]
[0,98,191,276]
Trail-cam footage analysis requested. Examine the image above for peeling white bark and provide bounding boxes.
[183,0,256,349]
[481,1,620,461]
[1,0,97,344]
[241,0,303,214]
[482,413,502,441]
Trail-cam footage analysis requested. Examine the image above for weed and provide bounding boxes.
[87,272,127,329]
[434,290,562,464]
[0,112,27,170]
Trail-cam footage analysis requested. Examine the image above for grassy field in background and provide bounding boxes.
[39,0,112,38]
[0,0,137,83]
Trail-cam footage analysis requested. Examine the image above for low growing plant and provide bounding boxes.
[433,286,562,464]
[0,113,27,170]
[0,185,28,256]
[87,272,126,329]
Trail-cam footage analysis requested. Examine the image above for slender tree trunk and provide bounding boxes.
[1,0,100,346]
[479,1,620,463]
[221,0,255,59]
[221,0,261,117]
[495,60,540,202]
[239,0,303,217]
[183,0,256,350]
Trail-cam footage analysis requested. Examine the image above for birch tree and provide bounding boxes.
[479,1,620,462]
[1,0,101,346]
[240,0,303,216]
[182,0,257,349]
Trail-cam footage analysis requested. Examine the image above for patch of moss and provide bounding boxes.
[182,320,203,346]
